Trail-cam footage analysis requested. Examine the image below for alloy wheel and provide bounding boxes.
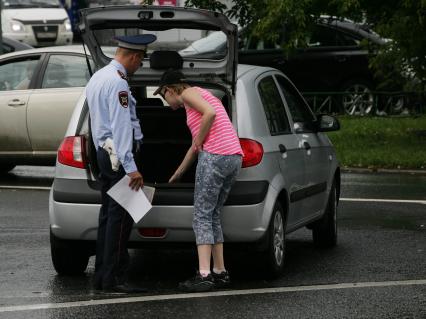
[273,210,284,266]
[342,84,374,115]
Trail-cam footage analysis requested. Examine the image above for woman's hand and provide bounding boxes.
[193,138,203,152]
[169,145,198,183]
[168,173,181,183]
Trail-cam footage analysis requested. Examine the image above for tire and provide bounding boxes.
[50,230,90,275]
[312,183,338,248]
[0,164,16,174]
[341,80,374,115]
[377,95,406,116]
[263,201,286,278]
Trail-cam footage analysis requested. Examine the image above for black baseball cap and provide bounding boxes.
[153,69,187,95]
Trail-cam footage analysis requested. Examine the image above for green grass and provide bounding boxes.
[326,116,426,170]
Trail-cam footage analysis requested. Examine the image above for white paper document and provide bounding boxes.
[107,175,155,224]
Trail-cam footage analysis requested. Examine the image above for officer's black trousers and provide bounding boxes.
[94,148,133,289]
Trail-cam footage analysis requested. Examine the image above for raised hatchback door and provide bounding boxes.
[78,5,238,91]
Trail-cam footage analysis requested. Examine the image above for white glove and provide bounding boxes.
[102,138,120,172]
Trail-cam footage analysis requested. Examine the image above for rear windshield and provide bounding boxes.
[94,28,227,60]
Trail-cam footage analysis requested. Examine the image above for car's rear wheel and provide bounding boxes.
[263,201,286,278]
[0,164,16,174]
[312,183,338,248]
[50,229,90,275]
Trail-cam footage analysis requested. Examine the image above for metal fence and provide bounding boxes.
[303,91,426,116]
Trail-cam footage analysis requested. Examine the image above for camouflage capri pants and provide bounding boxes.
[193,151,242,245]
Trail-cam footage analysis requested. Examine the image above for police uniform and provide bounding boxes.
[85,34,156,291]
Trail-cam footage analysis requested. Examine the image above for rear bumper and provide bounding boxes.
[49,179,274,243]
[52,178,269,206]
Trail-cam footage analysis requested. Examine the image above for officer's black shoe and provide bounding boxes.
[103,283,148,294]
[178,272,214,292]
[212,270,231,288]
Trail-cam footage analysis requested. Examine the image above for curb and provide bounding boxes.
[341,167,426,175]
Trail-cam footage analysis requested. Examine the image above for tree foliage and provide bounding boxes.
[185,0,426,91]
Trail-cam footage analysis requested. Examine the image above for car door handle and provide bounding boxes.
[303,142,311,150]
[279,144,287,153]
[8,99,26,107]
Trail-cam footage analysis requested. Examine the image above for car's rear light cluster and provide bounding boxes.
[57,136,87,169]
[240,138,264,168]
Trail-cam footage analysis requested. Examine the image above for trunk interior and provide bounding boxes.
[136,100,196,184]
[86,87,231,188]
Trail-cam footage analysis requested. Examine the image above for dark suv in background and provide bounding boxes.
[239,16,388,115]
[180,16,392,115]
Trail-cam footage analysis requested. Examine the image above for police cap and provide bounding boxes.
[115,34,157,52]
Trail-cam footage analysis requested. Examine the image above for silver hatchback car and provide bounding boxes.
[49,5,341,277]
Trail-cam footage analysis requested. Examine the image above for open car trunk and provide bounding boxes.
[86,88,231,189]
[136,101,196,184]
[79,5,238,93]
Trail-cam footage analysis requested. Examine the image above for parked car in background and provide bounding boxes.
[1,0,73,47]
[1,36,33,54]
[49,5,341,278]
[239,16,389,115]
[179,30,227,59]
[180,16,393,115]
[0,46,93,173]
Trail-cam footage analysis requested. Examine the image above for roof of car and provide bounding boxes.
[0,45,87,59]
[237,64,289,81]
[317,15,385,44]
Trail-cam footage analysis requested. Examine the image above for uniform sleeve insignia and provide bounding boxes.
[118,91,129,108]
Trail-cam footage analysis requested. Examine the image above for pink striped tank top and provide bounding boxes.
[185,87,243,156]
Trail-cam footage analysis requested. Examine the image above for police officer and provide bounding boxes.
[85,34,156,294]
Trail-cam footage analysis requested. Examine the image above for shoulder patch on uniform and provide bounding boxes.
[118,91,129,108]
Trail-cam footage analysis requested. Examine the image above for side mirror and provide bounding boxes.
[316,114,340,132]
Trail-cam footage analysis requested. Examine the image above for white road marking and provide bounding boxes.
[341,198,426,205]
[0,279,425,313]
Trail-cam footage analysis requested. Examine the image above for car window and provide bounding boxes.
[245,35,281,50]
[179,31,227,57]
[275,76,316,133]
[2,44,14,54]
[335,29,361,46]
[258,76,291,135]
[42,55,92,89]
[307,25,336,47]
[0,57,40,91]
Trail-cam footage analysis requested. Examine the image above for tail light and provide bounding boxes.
[240,138,263,168]
[57,136,87,169]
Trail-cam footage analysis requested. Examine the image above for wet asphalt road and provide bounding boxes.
[0,167,425,318]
